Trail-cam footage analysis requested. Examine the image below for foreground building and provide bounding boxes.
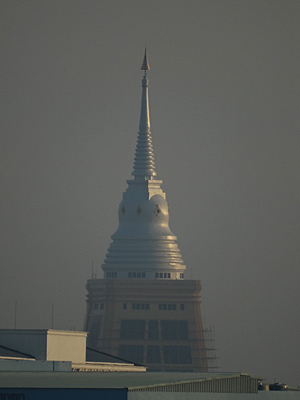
[1,370,299,399]
[0,372,266,399]
[0,329,145,372]
[84,51,208,372]
[0,331,298,400]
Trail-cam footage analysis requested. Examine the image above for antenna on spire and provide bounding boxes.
[141,47,150,75]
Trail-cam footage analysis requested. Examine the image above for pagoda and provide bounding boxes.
[84,50,208,372]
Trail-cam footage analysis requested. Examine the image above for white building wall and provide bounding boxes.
[46,330,86,363]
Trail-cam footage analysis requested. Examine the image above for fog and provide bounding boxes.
[1,0,299,386]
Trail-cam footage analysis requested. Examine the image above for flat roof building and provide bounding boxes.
[0,329,146,372]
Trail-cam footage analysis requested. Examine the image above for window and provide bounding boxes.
[120,320,145,339]
[158,304,167,311]
[129,272,146,279]
[180,273,184,279]
[155,272,171,279]
[147,346,160,363]
[180,304,184,311]
[106,272,117,278]
[95,303,104,310]
[158,303,176,311]
[161,320,189,340]
[132,303,149,310]
[163,346,192,364]
[167,304,176,310]
[119,345,144,364]
[123,303,127,310]
[148,320,159,340]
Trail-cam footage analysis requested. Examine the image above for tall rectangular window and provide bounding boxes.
[119,345,144,364]
[161,320,189,340]
[163,346,192,364]
[120,320,145,339]
[147,346,160,363]
[148,320,159,340]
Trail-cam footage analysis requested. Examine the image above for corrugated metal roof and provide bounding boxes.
[0,372,262,390]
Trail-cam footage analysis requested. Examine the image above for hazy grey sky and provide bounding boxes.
[1,0,299,386]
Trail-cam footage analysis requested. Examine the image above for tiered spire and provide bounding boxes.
[141,47,150,72]
[102,50,186,280]
[132,49,156,178]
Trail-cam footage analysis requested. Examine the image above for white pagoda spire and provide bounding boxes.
[102,51,186,280]
[132,48,156,178]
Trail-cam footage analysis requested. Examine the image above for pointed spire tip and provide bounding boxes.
[141,47,150,72]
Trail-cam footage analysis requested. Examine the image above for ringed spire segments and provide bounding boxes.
[132,48,156,178]
[141,47,150,73]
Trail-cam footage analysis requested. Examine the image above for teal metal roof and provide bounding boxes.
[0,344,35,360]
[0,372,262,390]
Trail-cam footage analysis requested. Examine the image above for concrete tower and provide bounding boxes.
[84,50,208,372]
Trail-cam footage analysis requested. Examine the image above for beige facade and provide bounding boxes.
[84,279,208,372]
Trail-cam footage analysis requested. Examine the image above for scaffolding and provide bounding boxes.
[203,326,218,371]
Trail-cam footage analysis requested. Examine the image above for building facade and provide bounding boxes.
[84,50,208,372]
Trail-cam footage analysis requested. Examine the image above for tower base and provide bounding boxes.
[84,279,208,372]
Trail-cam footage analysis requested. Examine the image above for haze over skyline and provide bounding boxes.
[1,0,299,386]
